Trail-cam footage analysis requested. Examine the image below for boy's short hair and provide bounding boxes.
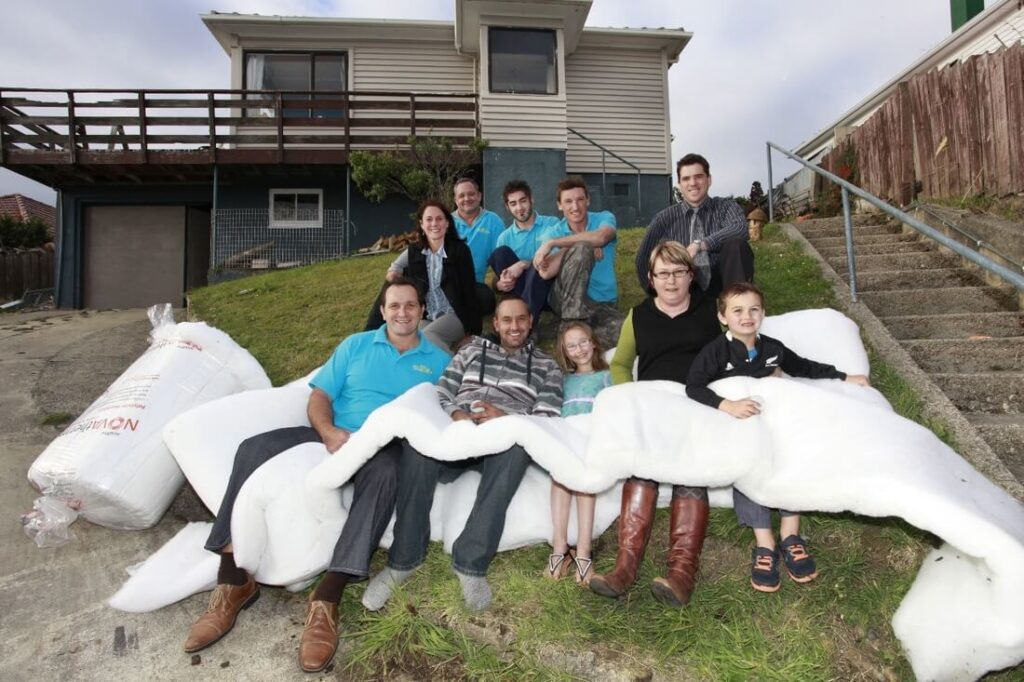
[503,180,532,202]
[717,282,765,314]
[647,240,695,277]
[556,176,589,201]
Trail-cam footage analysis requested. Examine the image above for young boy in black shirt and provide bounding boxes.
[686,282,870,592]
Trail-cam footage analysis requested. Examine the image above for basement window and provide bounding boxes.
[489,28,557,95]
[269,189,323,228]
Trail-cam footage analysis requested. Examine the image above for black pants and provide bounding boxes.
[204,426,403,579]
[706,238,755,298]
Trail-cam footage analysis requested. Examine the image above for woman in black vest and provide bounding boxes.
[366,200,481,353]
[591,240,720,608]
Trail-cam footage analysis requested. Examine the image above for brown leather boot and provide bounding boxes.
[183,575,259,653]
[650,496,710,608]
[589,479,658,598]
[299,599,339,672]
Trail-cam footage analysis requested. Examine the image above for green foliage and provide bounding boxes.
[814,140,859,218]
[0,216,49,249]
[350,135,488,205]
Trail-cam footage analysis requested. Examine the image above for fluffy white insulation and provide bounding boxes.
[110,309,1024,681]
[27,305,270,529]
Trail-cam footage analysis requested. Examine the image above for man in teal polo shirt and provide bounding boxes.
[533,176,618,321]
[488,179,559,320]
[183,278,450,673]
[452,177,501,315]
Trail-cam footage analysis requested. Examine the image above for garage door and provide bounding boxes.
[83,206,185,309]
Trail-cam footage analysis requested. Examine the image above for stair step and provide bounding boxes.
[806,233,920,249]
[931,373,1024,414]
[903,338,1024,372]
[966,414,1024,482]
[795,214,890,231]
[831,251,956,272]
[881,311,1024,340]
[818,241,932,258]
[858,286,1018,316]
[797,223,901,240]
[856,268,982,292]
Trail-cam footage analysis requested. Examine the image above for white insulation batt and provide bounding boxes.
[112,309,1024,681]
[27,306,270,529]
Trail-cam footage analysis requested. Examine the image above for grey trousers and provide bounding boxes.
[733,488,795,529]
[204,425,403,579]
[419,313,465,354]
[548,243,596,320]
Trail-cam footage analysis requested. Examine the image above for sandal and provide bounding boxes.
[573,555,593,586]
[545,547,576,580]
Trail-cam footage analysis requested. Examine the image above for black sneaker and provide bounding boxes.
[780,534,819,583]
[750,546,781,593]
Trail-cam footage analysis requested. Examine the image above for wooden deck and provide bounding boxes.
[0,87,480,185]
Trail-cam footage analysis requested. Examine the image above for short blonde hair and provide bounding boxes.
[555,321,609,373]
[647,240,695,278]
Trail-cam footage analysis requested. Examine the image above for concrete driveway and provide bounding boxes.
[0,310,334,681]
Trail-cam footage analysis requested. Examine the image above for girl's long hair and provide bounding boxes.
[555,321,609,373]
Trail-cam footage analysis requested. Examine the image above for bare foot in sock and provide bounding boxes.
[455,570,492,611]
[361,567,415,611]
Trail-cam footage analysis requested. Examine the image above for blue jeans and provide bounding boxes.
[488,246,552,321]
[204,426,403,578]
[387,441,531,576]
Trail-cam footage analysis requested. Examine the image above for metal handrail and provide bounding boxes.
[567,127,642,221]
[766,140,1024,301]
[907,201,1023,274]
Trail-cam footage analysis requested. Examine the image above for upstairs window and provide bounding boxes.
[244,52,346,118]
[488,28,557,95]
[269,189,323,228]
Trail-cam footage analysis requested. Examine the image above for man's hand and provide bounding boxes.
[719,398,761,419]
[593,246,604,261]
[385,270,401,283]
[686,241,701,260]
[496,262,524,292]
[470,400,506,424]
[532,242,554,270]
[321,426,351,453]
[845,374,871,387]
[451,409,474,422]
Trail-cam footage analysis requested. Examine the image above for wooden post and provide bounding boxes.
[67,91,77,163]
[275,92,284,163]
[410,93,417,137]
[0,88,6,165]
[138,91,148,161]
[343,91,350,156]
[208,92,217,163]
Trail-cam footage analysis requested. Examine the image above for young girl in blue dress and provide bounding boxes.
[547,321,612,585]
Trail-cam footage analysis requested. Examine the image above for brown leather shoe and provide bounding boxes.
[651,496,710,608]
[299,599,339,672]
[589,479,658,598]
[183,576,259,653]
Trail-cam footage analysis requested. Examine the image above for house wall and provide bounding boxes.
[578,172,671,227]
[481,148,566,221]
[565,42,672,175]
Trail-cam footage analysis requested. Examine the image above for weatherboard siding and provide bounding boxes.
[565,46,671,174]
[351,42,475,92]
[479,95,568,149]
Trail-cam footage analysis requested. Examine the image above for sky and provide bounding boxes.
[0,0,990,205]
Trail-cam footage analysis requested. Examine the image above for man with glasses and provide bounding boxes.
[634,153,753,297]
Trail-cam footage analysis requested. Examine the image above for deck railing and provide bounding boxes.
[0,87,480,165]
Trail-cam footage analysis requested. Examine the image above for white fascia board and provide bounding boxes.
[792,0,1021,157]
[578,27,692,63]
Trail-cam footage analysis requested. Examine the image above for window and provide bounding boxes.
[244,52,346,118]
[488,28,557,95]
[269,189,323,228]
[613,183,631,197]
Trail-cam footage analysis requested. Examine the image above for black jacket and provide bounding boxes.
[686,332,846,407]
[404,238,482,335]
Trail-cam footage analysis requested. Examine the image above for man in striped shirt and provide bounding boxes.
[363,296,563,613]
[635,153,754,296]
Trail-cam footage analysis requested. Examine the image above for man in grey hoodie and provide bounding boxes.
[363,296,563,612]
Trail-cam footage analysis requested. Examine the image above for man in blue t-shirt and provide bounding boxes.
[451,177,501,315]
[183,279,450,673]
[487,179,559,320]
[532,176,618,321]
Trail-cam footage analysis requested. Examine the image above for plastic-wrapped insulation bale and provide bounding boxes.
[27,304,270,530]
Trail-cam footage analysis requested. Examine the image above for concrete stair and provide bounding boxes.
[791,214,1024,484]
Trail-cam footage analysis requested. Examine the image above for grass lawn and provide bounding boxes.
[187,225,1004,680]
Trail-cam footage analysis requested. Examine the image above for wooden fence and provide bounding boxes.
[821,42,1024,204]
[1,249,54,301]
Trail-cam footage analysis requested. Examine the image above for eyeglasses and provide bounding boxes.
[651,269,692,281]
[565,339,593,352]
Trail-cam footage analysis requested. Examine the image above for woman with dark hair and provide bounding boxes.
[365,200,481,352]
[590,240,721,609]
